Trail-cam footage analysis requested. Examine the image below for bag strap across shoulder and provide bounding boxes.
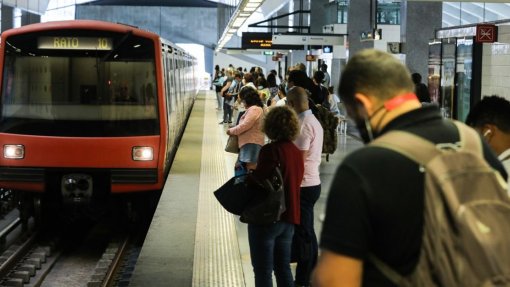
[369,120,483,166]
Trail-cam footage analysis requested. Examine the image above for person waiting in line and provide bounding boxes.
[411,72,431,103]
[312,49,506,287]
[227,87,265,172]
[286,86,324,287]
[256,76,271,107]
[222,71,243,124]
[466,95,510,193]
[267,73,279,106]
[326,86,341,116]
[311,70,329,108]
[273,84,287,107]
[321,63,331,88]
[246,106,304,287]
[219,69,234,124]
[212,65,224,110]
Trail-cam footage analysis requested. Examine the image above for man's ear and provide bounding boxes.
[354,93,374,114]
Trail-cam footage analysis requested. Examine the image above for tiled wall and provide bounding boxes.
[481,25,510,102]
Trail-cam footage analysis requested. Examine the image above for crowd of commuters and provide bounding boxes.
[217,50,510,286]
[215,61,334,287]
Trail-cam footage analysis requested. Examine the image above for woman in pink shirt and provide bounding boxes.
[227,87,265,171]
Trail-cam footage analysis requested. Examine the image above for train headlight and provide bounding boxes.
[4,145,24,159]
[132,146,153,161]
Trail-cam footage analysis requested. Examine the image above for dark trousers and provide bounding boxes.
[223,103,233,122]
[295,184,321,286]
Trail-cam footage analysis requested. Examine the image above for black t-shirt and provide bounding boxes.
[320,106,507,287]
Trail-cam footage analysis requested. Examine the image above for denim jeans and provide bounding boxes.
[248,221,294,287]
[295,184,321,286]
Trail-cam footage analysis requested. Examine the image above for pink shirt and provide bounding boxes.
[228,105,265,148]
[294,109,323,187]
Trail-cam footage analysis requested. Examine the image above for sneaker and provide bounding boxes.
[228,121,232,124]
[219,121,227,124]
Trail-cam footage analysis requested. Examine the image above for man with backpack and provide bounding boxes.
[313,49,509,287]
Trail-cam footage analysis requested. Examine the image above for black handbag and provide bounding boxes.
[240,149,286,225]
[214,175,251,215]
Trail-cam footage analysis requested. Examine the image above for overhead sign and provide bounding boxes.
[272,34,344,46]
[242,32,303,50]
[475,24,497,43]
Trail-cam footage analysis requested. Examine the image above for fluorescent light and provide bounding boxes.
[243,7,256,12]
[239,13,251,17]
[245,2,259,8]
[228,29,237,33]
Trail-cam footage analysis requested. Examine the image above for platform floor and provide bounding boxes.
[129,90,363,287]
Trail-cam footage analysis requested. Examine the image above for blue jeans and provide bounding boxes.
[248,221,294,287]
[295,184,321,286]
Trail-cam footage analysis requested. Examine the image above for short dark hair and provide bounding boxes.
[288,70,310,89]
[466,95,510,133]
[263,106,299,141]
[411,73,422,84]
[240,87,264,108]
[313,70,325,83]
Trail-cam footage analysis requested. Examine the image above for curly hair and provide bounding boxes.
[263,106,300,142]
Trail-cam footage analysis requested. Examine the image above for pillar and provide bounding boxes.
[1,5,13,32]
[347,0,375,58]
[401,1,442,79]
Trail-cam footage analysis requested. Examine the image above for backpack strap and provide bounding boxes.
[453,120,483,156]
[369,130,439,167]
[369,120,483,167]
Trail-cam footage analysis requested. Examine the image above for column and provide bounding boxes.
[310,0,336,34]
[21,11,40,26]
[1,5,13,32]
[401,1,442,79]
[347,0,375,57]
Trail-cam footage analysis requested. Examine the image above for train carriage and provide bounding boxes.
[0,20,198,219]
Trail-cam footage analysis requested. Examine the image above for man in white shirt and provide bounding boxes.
[286,86,324,287]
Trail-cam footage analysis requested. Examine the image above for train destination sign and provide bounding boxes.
[38,37,113,50]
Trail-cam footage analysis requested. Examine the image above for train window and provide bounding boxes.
[0,30,160,137]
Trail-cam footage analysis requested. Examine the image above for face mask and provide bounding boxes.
[349,101,375,144]
[350,93,419,143]
[258,86,263,90]
[242,79,246,85]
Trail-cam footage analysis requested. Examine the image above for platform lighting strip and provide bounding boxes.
[216,0,265,52]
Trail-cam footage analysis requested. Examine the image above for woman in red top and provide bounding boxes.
[247,106,304,287]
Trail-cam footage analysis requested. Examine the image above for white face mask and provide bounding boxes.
[258,86,263,89]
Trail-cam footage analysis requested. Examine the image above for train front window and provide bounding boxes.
[0,31,159,137]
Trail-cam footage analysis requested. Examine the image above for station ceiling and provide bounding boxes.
[83,0,218,8]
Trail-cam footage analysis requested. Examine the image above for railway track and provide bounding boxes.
[0,210,145,287]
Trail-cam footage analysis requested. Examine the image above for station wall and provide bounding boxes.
[481,25,510,101]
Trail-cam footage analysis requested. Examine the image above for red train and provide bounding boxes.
[0,20,198,219]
